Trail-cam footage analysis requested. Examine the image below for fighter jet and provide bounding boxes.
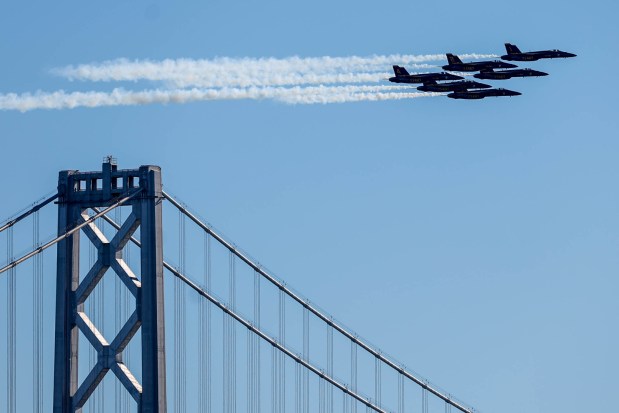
[473,68,548,80]
[447,88,521,100]
[389,65,464,84]
[417,80,491,93]
[442,54,517,72]
[501,43,577,61]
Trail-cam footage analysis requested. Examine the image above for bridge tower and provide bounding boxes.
[53,158,167,413]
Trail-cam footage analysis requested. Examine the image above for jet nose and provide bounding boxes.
[539,71,549,76]
[567,52,577,57]
[513,91,522,96]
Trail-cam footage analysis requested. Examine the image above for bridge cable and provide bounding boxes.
[7,225,16,413]
[375,356,382,408]
[251,269,260,413]
[278,288,285,413]
[162,190,475,413]
[97,206,391,413]
[0,193,57,235]
[32,209,43,413]
[398,373,404,413]
[303,306,309,413]
[231,252,237,413]
[0,189,142,276]
[327,322,333,413]
[175,210,187,413]
[351,341,358,413]
[200,232,212,413]
[165,264,390,413]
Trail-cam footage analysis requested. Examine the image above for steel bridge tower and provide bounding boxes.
[53,159,167,413]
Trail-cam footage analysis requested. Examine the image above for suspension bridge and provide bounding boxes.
[0,159,480,413]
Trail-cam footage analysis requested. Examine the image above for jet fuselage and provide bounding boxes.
[389,72,464,84]
[473,68,548,80]
[501,50,577,61]
[447,88,521,100]
[417,80,491,92]
[442,60,517,72]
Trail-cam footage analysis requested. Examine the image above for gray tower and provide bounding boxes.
[53,159,167,412]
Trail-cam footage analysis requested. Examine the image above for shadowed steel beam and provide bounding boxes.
[53,161,166,413]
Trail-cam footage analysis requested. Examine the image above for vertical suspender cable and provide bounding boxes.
[247,326,251,413]
[271,346,276,413]
[253,270,261,413]
[375,357,381,408]
[7,225,15,413]
[327,323,333,413]
[181,214,187,413]
[175,211,180,413]
[223,311,229,413]
[398,372,404,413]
[32,210,43,413]
[176,210,187,413]
[200,232,211,413]
[229,252,236,413]
[206,234,212,413]
[351,341,357,413]
[295,361,300,412]
[278,289,285,413]
[319,374,324,413]
[303,307,309,413]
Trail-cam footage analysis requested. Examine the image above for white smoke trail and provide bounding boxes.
[53,53,497,88]
[0,85,442,112]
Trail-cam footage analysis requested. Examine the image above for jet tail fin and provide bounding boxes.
[446,53,463,65]
[393,65,410,77]
[505,43,522,54]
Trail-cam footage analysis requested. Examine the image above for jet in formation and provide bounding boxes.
[442,54,517,72]
[417,79,491,92]
[388,44,574,100]
[501,43,577,61]
[473,68,548,80]
[389,65,463,84]
[447,88,521,100]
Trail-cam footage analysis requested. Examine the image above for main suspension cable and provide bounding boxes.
[0,189,142,276]
[162,190,474,413]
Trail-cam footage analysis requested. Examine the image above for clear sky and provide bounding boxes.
[0,0,618,412]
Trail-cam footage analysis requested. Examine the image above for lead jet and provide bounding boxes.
[447,88,521,100]
[473,68,548,80]
[417,79,491,92]
[501,43,577,61]
[389,65,463,84]
[442,54,517,72]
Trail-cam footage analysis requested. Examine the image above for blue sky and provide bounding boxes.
[0,0,618,412]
